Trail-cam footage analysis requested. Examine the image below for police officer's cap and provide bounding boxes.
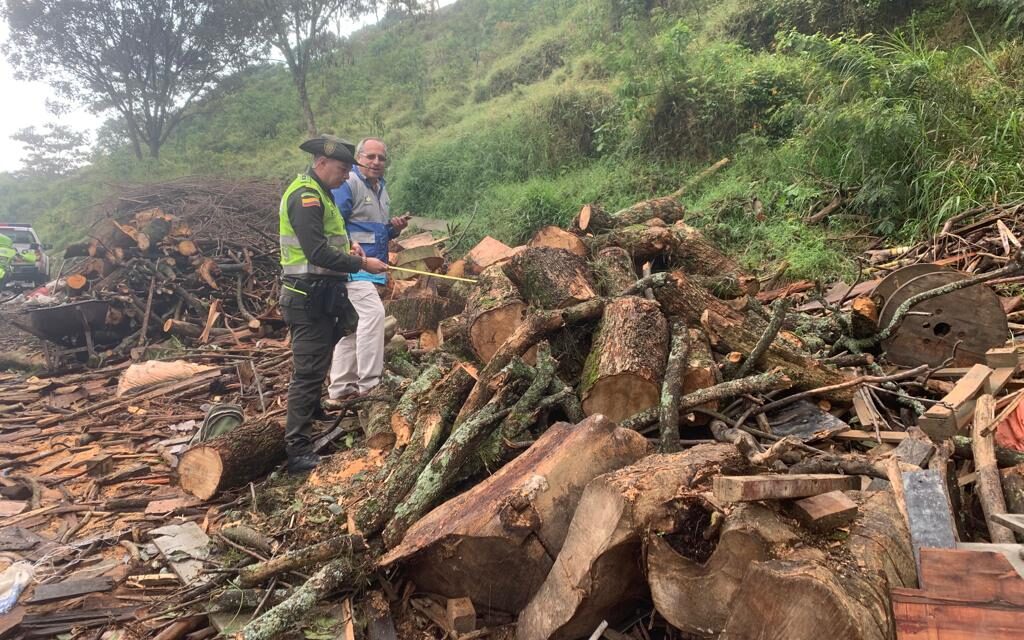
[299,135,363,166]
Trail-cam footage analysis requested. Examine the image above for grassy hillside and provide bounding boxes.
[4,0,1024,281]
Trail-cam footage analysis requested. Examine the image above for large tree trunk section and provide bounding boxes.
[591,247,638,296]
[503,247,598,310]
[611,196,687,227]
[516,444,747,640]
[390,365,446,447]
[380,415,650,614]
[670,222,746,279]
[385,296,463,333]
[356,363,476,535]
[178,419,285,500]
[528,226,588,257]
[585,223,679,262]
[463,265,529,364]
[580,297,669,422]
[570,203,614,235]
[719,490,916,640]
[647,503,800,638]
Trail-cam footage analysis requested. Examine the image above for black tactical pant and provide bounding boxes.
[280,285,346,459]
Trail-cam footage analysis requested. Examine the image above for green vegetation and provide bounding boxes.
[4,0,1024,280]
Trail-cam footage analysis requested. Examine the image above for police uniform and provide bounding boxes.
[0,234,15,285]
[279,135,363,473]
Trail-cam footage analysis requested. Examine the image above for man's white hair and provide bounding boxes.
[356,137,387,156]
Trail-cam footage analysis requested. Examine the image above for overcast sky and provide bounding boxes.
[0,6,442,174]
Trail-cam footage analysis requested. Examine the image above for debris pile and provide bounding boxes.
[2,186,1024,639]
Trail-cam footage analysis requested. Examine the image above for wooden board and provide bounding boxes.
[790,491,858,531]
[892,547,1024,639]
[901,469,958,566]
[831,429,909,443]
[917,364,993,441]
[992,513,1024,537]
[0,500,27,517]
[28,576,114,603]
[713,474,859,503]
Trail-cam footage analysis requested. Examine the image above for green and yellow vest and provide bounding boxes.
[278,174,351,277]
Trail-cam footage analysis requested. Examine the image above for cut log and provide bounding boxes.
[647,503,800,638]
[517,444,747,640]
[237,534,366,588]
[570,203,613,234]
[670,221,745,278]
[437,314,475,361]
[385,296,462,333]
[65,273,89,295]
[163,319,231,339]
[973,394,1016,543]
[178,419,285,500]
[380,415,650,614]
[528,226,587,257]
[713,474,860,502]
[580,296,668,422]
[503,246,598,310]
[720,491,915,640]
[463,265,529,364]
[177,239,199,257]
[610,196,687,227]
[850,296,879,338]
[357,363,476,534]
[585,224,678,261]
[591,247,637,297]
[464,236,513,273]
[680,328,719,424]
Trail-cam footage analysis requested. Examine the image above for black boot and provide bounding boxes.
[287,453,321,474]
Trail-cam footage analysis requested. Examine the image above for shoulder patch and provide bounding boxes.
[300,193,322,208]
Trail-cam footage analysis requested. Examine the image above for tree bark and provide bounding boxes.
[463,264,529,364]
[238,535,366,588]
[380,415,650,614]
[580,296,669,422]
[591,247,637,296]
[972,394,1016,543]
[659,319,689,452]
[179,419,285,500]
[503,247,598,309]
[385,296,463,333]
[670,222,746,279]
[682,328,720,424]
[585,223,679,261]
[517,444,747,640]
[356,363,476,535]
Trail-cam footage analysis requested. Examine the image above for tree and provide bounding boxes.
[10,123,91,176]
[3,1,264,159]
[251,0,367,135]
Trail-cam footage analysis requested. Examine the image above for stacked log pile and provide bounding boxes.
[4,187,1024,639]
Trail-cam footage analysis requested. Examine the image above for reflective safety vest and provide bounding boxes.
[0,235,13,280]
[278,174,351,277]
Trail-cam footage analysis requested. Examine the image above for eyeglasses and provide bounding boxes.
[361,153,388,162]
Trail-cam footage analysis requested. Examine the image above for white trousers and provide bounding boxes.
[328,280,385,397]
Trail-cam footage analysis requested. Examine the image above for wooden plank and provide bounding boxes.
[987,367,1016,395]
[891,434,936,467]
[712,474,859,503]
[918,363,993,441]
[918,548,1024,606]
[902,469,958,566]
[852,388,887,432]
[992,513,1024,537]
[986,346,1023,370]
[831,429,909,443]
[892,592,1024,639]
[790,490,858,532]
[28,576,114,603]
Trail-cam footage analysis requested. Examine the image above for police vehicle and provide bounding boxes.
[0,223,51,289]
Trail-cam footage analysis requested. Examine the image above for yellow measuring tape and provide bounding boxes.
[387,264,478,283]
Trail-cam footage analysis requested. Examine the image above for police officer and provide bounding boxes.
[279,135,387,473]
[0,234,15,287]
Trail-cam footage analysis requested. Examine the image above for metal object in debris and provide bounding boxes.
[875,266,1008,367]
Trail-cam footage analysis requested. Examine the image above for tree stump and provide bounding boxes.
[179,419,285,500]
[517,444,747,640]
[503,247,598,310]
[463,265,528,363]
[580,296,669,422]
[719,491,916,640]
[527,226,588,257]
[379,415,650,614]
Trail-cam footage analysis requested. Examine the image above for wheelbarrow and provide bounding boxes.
[17,300,112,368]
